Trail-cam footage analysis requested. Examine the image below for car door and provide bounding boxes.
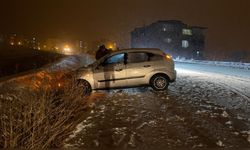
[93,53,126,89]
[125,52,152,86]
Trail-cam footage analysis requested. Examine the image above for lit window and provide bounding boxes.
[163,38,172,43]
[182,29,192,35]
[80,41,83,48]
[167,38,172,43]
[182,40,189,48]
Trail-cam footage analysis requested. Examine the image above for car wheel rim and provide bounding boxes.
[154,77,167,90]
[79,81,90,95]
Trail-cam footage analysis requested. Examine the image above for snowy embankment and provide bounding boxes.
[175,59,250,70]
[0,54,94,83]
[49,54,94,72]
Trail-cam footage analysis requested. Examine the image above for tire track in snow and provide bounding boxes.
[216,81,250,110]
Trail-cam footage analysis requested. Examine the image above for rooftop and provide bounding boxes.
[132,20,207,32]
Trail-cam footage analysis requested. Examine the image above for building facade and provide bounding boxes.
[131,20,206,59]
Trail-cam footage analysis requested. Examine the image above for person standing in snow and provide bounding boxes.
[95,45,111,60]
[94,45,113,91]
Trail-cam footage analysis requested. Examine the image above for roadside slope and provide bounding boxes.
[0,45,64,78]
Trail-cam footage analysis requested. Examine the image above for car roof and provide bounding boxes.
[110,48,164,55]
[94,48,164,64]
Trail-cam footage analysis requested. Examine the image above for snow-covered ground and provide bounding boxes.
[1,55,250,148]
[65,61,250,149]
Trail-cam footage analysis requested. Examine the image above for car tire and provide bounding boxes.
[150,74,169,91]
[77,80,92,96]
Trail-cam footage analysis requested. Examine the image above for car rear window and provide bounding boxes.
[127,52,163,63]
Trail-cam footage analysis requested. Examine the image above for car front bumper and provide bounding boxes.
[169,70,177,83]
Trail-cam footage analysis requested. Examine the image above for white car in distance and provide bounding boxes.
[76,48,176,94]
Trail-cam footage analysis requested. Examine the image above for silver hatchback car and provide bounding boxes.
[76,48,176,93]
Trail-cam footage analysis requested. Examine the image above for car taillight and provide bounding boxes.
[163,54,172,61]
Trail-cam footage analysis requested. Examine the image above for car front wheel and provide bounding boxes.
[77,80,92,96]
[150,74,169,91]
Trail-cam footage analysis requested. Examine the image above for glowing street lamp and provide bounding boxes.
[107,42,117,50]
[63,45,73,55]
[108,44,114,49]
[63,45,71,52]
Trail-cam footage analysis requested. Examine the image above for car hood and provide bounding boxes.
[77,66,92,72]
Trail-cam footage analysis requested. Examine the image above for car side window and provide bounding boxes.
[102,53,125,66]
[148,53,163,61]
[127,52,149,63]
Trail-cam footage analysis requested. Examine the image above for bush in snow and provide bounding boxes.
[0,77,89,149]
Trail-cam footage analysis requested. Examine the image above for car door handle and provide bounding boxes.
[143,65,151,68]
[115,69,123,72]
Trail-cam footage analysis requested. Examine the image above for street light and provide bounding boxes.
[108,44,114,49]
[107,42,117,50]
[64,45,71,51]
[63,45,72,54]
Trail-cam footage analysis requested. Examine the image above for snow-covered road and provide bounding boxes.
[176,62,250,113]
[65,61,250,149]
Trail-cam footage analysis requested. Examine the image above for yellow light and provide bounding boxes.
[18,41,22,45]
[64,45,71,52]
[10,42,14,46]
[108,45,113,49]
[166,55,172,59]
[107,43,116,50]
[55,47,59,50]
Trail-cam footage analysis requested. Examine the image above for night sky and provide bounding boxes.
[1,0,250,52]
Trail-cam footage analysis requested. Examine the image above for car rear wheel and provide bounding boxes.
[150,74,169,91]
[77,80,92,96]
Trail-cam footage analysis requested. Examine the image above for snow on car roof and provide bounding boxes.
[96,48,164,62]
[112,48,164,55]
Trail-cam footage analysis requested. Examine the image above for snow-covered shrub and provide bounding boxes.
[0,78,89,149]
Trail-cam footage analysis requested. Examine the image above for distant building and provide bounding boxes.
[131,20,207,59]
[0,33,87,55]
